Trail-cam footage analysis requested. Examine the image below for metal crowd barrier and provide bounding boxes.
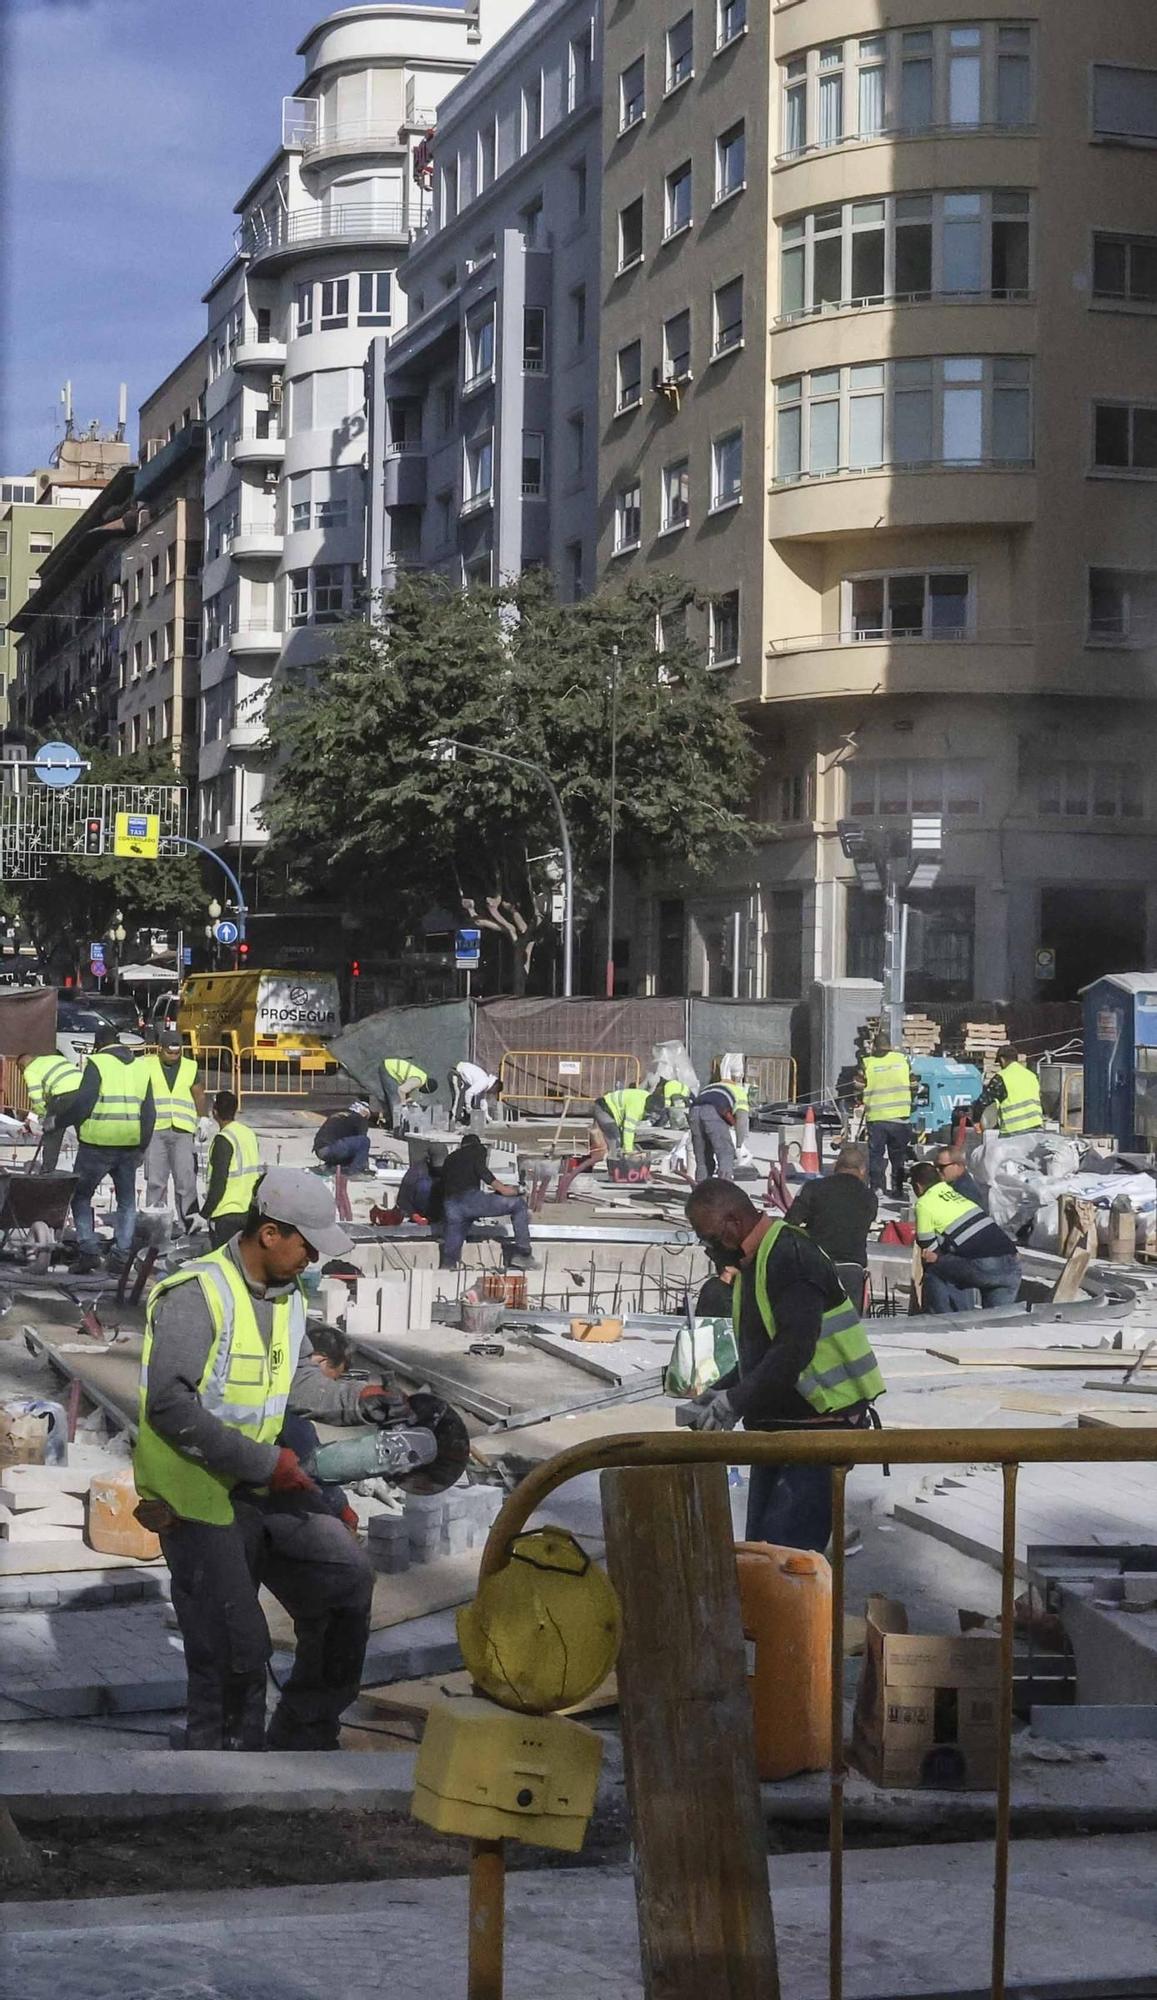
[742,1055,798,1104]
[191,1043,241,1097]
[465,1425,1157,2000]
[498,1049,641,1110]
[0,1058,31,1120]
[236,1045,342,1098]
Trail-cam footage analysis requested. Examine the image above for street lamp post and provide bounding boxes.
[838,816,943,1045]
[428,738,575,997]
[106,909,126,995]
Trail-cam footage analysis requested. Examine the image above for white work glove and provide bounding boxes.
[196,1116,216,1146]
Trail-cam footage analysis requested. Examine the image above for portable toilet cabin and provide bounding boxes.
[1080,972,1157,1152]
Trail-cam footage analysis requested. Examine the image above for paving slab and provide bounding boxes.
[1,1748,417,1820]
[0,1601,187,1721]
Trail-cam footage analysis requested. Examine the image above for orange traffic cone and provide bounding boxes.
[801,1104,820,1177]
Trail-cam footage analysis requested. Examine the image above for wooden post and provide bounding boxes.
[600,1463,780,2000]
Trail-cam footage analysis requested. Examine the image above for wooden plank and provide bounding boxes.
[1050,1246,1094,1304]
[1078,1410,1157,1429]
[928,1346,1157,1370]
[260,1552,481,1648]
[601,1463,779,2000]
[469,1397,680,1466]
[0,1539,159,1576]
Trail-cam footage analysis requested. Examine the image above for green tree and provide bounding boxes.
[262,572,762,990]
[11,746,205,977]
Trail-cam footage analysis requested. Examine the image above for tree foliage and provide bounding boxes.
[261,572,762,987]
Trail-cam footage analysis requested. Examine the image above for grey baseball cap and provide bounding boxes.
[256,1167,353,1260]
[157,1027,182,1050]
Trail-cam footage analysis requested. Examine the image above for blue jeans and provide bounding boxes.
[745,1461,837,1555]
[442,1187,531,1265]
[317,1134,370,1173]
[867,1121,910,1194]
[923,1252,1021,1313]
[72,1143,141,1261]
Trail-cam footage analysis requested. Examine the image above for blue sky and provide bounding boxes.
[1,0,370,470]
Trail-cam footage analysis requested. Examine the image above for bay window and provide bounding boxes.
[780,21,1034,158]
[774,356,1032,481]
[846,570,971,640]
[778,190,1031,320]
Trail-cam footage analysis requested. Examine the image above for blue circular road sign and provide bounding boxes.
[33,741,85,789]
[214,920,240,946]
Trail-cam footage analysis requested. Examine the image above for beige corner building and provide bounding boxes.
[597,1,1157,1003]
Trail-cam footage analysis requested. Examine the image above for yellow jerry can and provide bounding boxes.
[412,1696,603,1851]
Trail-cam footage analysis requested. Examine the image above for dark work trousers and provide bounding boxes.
[866,1120,910,1195]
[689,1104,736,1182]
[923,1251,1022,1313]
[39,1120,65,1173]
[161,1494,373,1751]
[744,1411,871,1555]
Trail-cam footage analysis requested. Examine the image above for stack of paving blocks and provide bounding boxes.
[368,1480,505,1575]
[342,1268,435,1339]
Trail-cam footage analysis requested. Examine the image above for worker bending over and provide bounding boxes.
[971,1045,1043,1136]
[134,1169,406,1751]
[145,1029,204,1230]
[854,1036,913,1196]
[591,1084,650,1158]
[646,1078,692,1129]
[786,1143,877,1303]
[312,1100,373,1176]
[439,1134,537,1270]
[378,1058,436,1132]
[19,1049,83,1171]
[910,1160,1022,1312]
[450,1061,499,1125]
[687,1078,744,1182]
[684,1180,885,1553]
[203,1090,263,1247]
[62,1025,155,1274]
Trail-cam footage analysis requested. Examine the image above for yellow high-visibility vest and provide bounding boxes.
[208,1119,262,1218]
[77,1051,150,1148]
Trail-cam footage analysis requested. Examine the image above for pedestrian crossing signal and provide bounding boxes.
[83,818,104,855]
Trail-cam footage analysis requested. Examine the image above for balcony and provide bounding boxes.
[234,337,287,371]
[232,431,285,466]
[229,627,283,656]
[229,522,282,559]
[303,124,410,170]
[241,205,410,270]
[133,422,206,504]
[768,461,1036,541]
[382,447,427,507]
[761,631,1035,703]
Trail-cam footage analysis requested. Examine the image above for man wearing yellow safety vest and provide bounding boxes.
[909,1160,1022,1312]
[378,1057,437,1132]
[854,1035,913,1196]
[970,1044,1044,1137]
[134,1168,386,1750]
[592,1084,651,1158]
[18,1049,84,1171]
[202,1088,263,1247]
[60,1024,155,1274]
[144,1028,204,1230]
[684,1179,885,1552]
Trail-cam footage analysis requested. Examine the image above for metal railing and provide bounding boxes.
[189,1042,240,1098]
[242,205,410,260]
[302,123,410,163]
[742,1055,798,1104]
[465,1424,1157,2000]
[775,287,1033,326]
[498,1049,641,1110]
[236,1045,342,1098]
[0,1058,32,1120]
[775,119,1038,166]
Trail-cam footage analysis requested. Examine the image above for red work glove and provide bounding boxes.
[339,1505,360,1537]
[358,1384,412,1425]
[268,1447,318,1495]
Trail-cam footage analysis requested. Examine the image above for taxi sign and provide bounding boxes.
[113,811,160,859]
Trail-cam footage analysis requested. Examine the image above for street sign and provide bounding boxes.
[454,926,481,969]
[89,940,105,963]
[1034,947,1056,982]
[33,742,85,789]
[182,946,193,967]
[214,920,240,946]
[113,811,160,859]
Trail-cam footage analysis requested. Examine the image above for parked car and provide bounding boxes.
[55,991,146,1064]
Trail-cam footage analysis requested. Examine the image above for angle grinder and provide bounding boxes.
[305,1391,471,1495]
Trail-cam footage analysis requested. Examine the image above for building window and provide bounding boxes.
[664,161,693,239]
[465,313,495,386]
[713,275,744,354]
[709,589,740,665]
[294,283,314,336]
[315,477,349,529]
[1093,232,1157,306]
[463,433,494,506]
[184,617,201,657]
[614,482,642,551]
[163,620,175,661]
[567,412,585,478]
[440,162,458,225]
[571,159,587,221]
[620,56,645,131]
[358,271,392,326]
[165,542,177,585]
[132,640,143,680]
[571,284,587,349]
[666,13,693,93]
[997,25,1031,125]
[320,277,349,330]
[523,305,547,371]
[662,308,691,379]
[439,383,456,435]
[435,490,453,546]
[147,628,159,668]
[856,35,885,135]
[717,0,746,52]
[817,42,844,146]
[149,555,160,597]
[312,565,346,624]
[521,77,543,152]
[715,121,745,202]
[780,23,1034,159]
[0,578,7,605]
[1093,64,1157,143]
[617,339,642,411]
[1094,401,1157,473]
[947,24,981,126]
[289,570,310,627]
[845,570,971,640]
[661,458,690,531]
[478,120,497,188]
[1037,761,1143,821]
[711,429,743,508]
[783,57,807,153]
[1088,567,1157,645]
[848,759,983,818]
[289,474,310,531]
[566,540,584,599]
[521,431,545,496]
[774,356,1032,483]
[29,532,53,557]
[618,196,644,270]
[779,190,1031,321]
[0,531,7,557]
[569,26,593,110]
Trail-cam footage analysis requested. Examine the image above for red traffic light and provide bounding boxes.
[237,940,250,959]
[350,959,361,979]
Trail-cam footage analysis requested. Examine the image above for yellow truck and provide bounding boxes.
[178,970,342,1065]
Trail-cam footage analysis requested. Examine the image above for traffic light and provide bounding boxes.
[237,940,250,961]
[350,959,361,979]
[83,818,104,856]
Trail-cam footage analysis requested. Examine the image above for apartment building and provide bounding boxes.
[115,342,207,776]
[198,0,533,888]
[598,1,1157,1003]
[0,450,131,714]
[10,465,137,740]
[366,0,600,598]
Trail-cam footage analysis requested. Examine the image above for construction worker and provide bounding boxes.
[378,1057,436,1132]
[438,1133,538,1269]
[647,1077,692,1129]
[450,1060,499,1125]
[18,1049,84,1171]
[133,1168,384,1750]
[202,1089,263,1247]
[60,1025,154,1274]
[933,1143,988,1210]
[312,1100,373,1175]
[854,1035,913,1196]
[786,1142,877,1298]
[144,1029,204,1230]
[591,1083,651,1158]
[683,1179,885,1553]
[971,1045,1043,1137]
[910,1160,1022,1312]
[687,1078,744,1182]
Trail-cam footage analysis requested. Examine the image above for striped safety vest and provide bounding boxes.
[147,1054,199,1135]
[599,1086,651,1151]
[77,1050,150,1148]
[996,1061,1043,1135]
[914,1182,1001,1257]
[23,1053,83,1116]
[208,1119,263,1219]
[862,1053,912,1124]
[134,1246,306,1524]
[381,1059,429,1088]
[732,1220,886,1417]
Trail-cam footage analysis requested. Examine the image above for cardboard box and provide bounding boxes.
[851,1595,1001,1790]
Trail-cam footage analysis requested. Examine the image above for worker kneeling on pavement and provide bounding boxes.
[910,1160,1022,1313]
[683,1180,885,1553]
[133,1169,403,1751]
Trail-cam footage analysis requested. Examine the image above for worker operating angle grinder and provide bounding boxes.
[305,1391,471,1496]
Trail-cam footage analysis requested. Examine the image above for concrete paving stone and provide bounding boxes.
[2,1748,418,1820]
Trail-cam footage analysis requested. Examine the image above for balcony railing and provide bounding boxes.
[302,124,410,166]
[771,455,1034,489]
[775,287,1034,327]
[240,205,409,262]
[775,119,1038,167]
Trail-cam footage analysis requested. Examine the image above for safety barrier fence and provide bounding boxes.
[498,1049,640,1110]
[466,1425,1157,2000]
[235,1045,342,1097]
[741,1055,798,1105]
[0,1058,31,1119]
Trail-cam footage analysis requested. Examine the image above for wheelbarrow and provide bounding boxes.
[0,1171,78,1271]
